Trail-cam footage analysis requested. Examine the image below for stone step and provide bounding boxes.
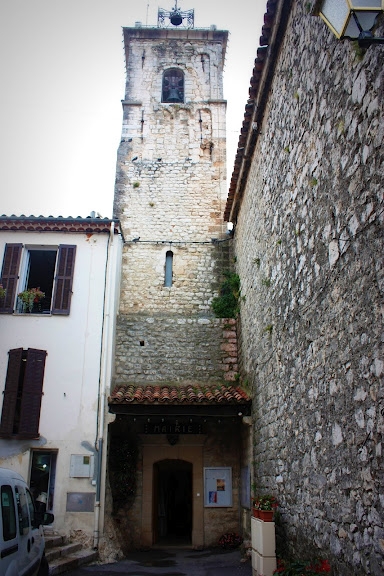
[46,542,83,562]
[48,549,98,576]
[45,534,66,549]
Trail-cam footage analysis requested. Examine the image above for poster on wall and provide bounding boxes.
[204,467,232,507]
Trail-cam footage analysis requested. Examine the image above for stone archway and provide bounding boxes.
[141,436,205,548]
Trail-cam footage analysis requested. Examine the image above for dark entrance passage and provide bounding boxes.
[153,459,192,545]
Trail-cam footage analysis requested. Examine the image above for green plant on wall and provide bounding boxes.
[264,324,273,335]
[211,271,241,318]
[261,277,271,287]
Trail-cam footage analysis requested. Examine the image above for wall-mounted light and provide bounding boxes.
[314,0,384,47]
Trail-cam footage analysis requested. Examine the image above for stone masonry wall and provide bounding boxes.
[233,2,383,575]
[115,314,238,384]
[113,31,228,243]
[113,29,232,387]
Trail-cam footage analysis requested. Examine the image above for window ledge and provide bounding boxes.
[14,312,52,316]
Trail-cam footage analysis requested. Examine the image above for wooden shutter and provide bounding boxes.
[18,349,47,439]
[0,244,22,313]
[51,245,76,315]
[0,348,23,437]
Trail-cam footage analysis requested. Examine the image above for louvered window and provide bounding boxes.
[51,245,76,314]
[0,244,22,313]
[0,244,76,315]
[0,348,47,439]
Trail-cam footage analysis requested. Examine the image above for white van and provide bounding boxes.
[0,467,54,576]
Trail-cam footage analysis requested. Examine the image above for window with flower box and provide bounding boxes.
[0,244,76,315]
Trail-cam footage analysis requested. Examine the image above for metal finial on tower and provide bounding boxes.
[158,2,194,28]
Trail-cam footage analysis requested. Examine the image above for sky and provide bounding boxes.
[0,0,266,219]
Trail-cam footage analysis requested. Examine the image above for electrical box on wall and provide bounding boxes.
[69,454,94,478]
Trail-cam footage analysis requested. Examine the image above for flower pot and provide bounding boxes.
[252,507,260,518]
[259,510,274,522]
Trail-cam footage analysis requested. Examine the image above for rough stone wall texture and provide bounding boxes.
[232,2,383,575]
[113,29,232,386]
[113,31,228,243]
[114,312,238,384]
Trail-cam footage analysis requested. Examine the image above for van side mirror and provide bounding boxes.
[43,512,54,525]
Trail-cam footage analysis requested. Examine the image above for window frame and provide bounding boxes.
[161,68,185,103]
[1,484,17,542]
[164,250,174,287]
[0,243,76,315]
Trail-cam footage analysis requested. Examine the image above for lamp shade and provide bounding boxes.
[319,0,383,39]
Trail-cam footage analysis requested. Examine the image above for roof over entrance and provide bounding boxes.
[108,383,251,417]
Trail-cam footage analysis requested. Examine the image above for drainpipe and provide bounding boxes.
[93,221,119,549]
[93,438,103,549]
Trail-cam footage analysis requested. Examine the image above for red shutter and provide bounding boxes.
[51,245,76,315]
[0,349,23,437]
[0,244,22,313]
[18,349,47,439]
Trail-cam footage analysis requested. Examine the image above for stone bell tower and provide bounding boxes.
[113,7,230,384]
[107,6,250,551]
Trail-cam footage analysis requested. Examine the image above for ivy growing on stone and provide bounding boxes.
[211,271,241,318]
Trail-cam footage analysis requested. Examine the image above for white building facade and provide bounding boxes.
[0,215,122,546]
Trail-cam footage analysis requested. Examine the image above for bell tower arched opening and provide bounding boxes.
[162,68,184,102]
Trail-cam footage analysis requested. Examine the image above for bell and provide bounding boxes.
[167,87,182,102]
[170,11,183,26]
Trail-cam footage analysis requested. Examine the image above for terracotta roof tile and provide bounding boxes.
[109,383,251,406]
[0,215,120,235]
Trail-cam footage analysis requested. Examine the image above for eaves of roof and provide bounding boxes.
[0,215,121,235]
[109,383,251,417]
[224,0,293,223]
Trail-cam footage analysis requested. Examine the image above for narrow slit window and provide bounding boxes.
[164,251,173,287]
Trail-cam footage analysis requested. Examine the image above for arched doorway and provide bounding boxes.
[153,459,192,545]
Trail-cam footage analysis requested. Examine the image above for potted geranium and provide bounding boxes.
[252,497,260,518]
[255,494,278,521]
[18,287,45,313]
[218,532,243,549]
[274,558,331,575]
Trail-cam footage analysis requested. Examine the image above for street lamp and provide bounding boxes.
[314,0,384,47]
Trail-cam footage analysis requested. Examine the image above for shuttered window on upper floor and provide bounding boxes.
[0,244,76,315]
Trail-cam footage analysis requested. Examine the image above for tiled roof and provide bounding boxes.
[0,215,120,235]
[109,383,251,405]
[224,0,284,222]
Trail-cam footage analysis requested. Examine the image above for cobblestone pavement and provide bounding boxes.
[63,547,252,576]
